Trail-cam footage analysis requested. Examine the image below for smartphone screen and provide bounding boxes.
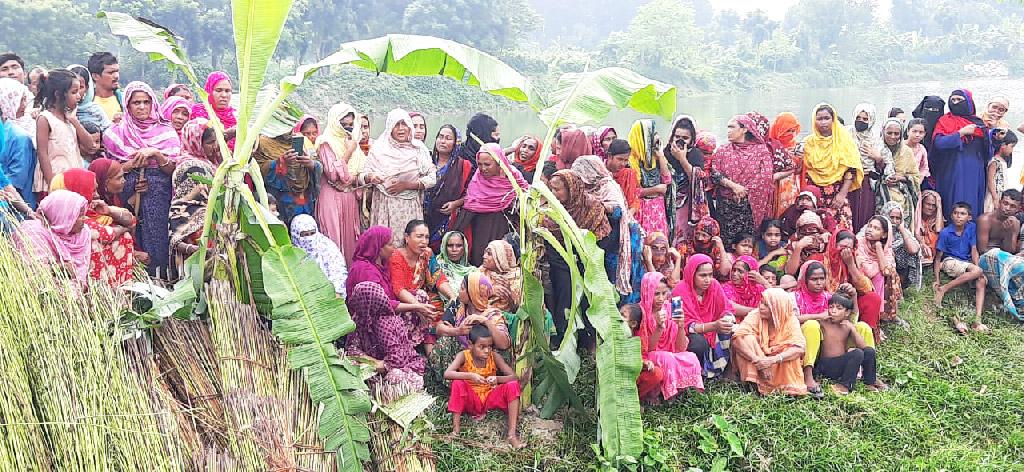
[292,135,305,156]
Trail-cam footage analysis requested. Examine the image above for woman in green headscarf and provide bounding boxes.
[429,231,474,303]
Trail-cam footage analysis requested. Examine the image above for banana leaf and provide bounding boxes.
[262,245,371,472]
[538,67,677,127]
[95,12,197,82]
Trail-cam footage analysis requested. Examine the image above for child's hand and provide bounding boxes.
[485,376,498,386]
[469,373,487,384]
[643,360,655,372]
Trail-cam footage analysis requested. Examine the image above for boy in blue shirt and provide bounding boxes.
[933,201,987,334]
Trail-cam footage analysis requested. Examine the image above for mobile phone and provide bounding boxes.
[291,135,305,156]
[671,296,683,320]
[676,139,687,149]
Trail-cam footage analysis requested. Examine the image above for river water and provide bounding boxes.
[420,77,1024,184]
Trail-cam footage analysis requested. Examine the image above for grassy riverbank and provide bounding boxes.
[425,277,1024,471]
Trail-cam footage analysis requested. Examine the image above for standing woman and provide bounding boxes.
[628,119,672,236]
[798,103,864,231]
[409,111,428,143]
[590,126,617,161]
[455,143,528,266]
[190,71,237,149]
[459,113,499,166]
[554,128,591,170]
[769,112,802,216]
[848,103,891,228]
[315,102,364,265]
[67,65,111,134]
[877,118,920,222]
[510,134,542,182]
[167,119,219,279]
[904,118,931,190]
[361,109,436,244]
[103,81,181,278]
[931,89,988,220]
[709,114,775,246]
[160,95,191,140]
[424,124,470,251]
[663,115,708,246]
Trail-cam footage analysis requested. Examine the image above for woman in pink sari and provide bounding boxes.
[14,190,91,289]
[159,95,191,139]
[638,272,704,401]
[315,102,364,265]
[454,142,528,265]
[671,253,735,379]
[190,71,237,150]
[722,255,767,321]
[709,114,776,246]
[857,215,901,322]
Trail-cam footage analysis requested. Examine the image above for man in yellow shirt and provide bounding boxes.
[88,52,122,122]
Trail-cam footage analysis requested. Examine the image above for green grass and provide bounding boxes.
[425,276,1024,471]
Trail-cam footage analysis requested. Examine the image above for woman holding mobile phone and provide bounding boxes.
[637,272,704,402]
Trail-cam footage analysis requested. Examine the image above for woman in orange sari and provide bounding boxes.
[769,112,802,216]
[732,288,808,396]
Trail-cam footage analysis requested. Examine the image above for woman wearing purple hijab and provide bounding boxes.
[345,226,437,316]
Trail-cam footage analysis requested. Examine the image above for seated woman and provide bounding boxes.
[391,219,455,311]
[429,231,473,304]
[346,281,427,389]
[914,189,943,266]
[672,254,735,379]
[679,215,730,280]
[479,239,522,313]
[794,260,878,395]
[14,190,91,289]
[637,272,704,402]
[573,154,644,302]
[346,225,438,319]
[446,272,511,350]
[732,288,808,397]
[723,255,768,321]
[89,157,149,267]
[643,232,682,288]
[858,216,902,323]
[50,168,135,288]
[878,201,921,289]
[290,214,348,298]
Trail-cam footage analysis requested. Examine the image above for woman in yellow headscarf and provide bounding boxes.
[627,119,672,235]
[798,103,864,231]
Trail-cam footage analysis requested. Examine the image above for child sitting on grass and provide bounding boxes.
[445,324,525,449]
[620,304,665,404]
[933,201,987,334]
[814,294,887,395]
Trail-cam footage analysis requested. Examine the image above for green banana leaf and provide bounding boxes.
[231,0,294,156]
[262,245,371,472]
[95,12,198,83]
[538,67,677,127]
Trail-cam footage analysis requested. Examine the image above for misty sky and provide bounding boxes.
[712,0,893,20]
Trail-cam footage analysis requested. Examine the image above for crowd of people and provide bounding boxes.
[3,49,1024,447]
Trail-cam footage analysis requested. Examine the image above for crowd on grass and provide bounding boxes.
[3,49,1024,448]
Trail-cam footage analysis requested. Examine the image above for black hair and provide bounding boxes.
[404,219,427,235]
[432,124,459,160]
[462,113,498,160]
[35,68,76,110]
[887,107,904,118]
[621,303,643,327]
[69,65,89,86]
[167,84,189,97]
[201,126,218,144]
[759,265,777,277]
[87,52,118,76]
[664,117,697,155]
[904,118,927,140]
[828,293,855,311]
[541,160,558,179]
[867,216,889,244]
[837,116,846,125]
[836,230,855,245]
[469,323,492,343]
[731,232,754,248]
[503,231,521,260]
[1003,129,1018,146]
[805,261,826,279]
[815,104,836,119]
[299,117,317,131]
[607,138,631,156]
[0,52,24,69]
[81,121,103,135]
[952,201,972,215]
[759,219,784,236]
[1001,188,1023,204]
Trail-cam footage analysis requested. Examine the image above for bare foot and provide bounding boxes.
[971,321,990,333]
[952,317,968,335]
[830,384,849,396]
[508,436,527,450]
[933,286,946,307]
[865,381,889,392]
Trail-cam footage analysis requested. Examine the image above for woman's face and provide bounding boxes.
[71,206,88,234]
[491,125,501,144]
[730,261,749,285]
[300,121,319,144]
[435,127,456,155]
[477,152,500,177]
[127,90,151,122]
[761,269,777,287]
[379,241,395,261]
[758,297,772,320]
[340,113,355,131]
[798,224,820,238]
[922,195,937,218]
[447,234,466,263]
[650,239,668,263]
[806,267,826,293]
[404,224,429,255]
[653,280,670,307]
[988,100,1008,119]
[865,218,886,242]
[202,133,221,162]
[815,109,834,135]
[693,263,714,294]
[907,124,926,145]
[211,79,232,110]
[411,115,427,142]
[601,130,617,150]
[836,236,855,251]
[105,163,126,195]
[391,121,411,142]
[888,208,903,228]
[517,138,538,161]
[883,123,901,146]
[172,88,193,101]
[762,226,782,248]
[726,120,745,143]
[171,107,190,131]
[549,175,570,203]
[695,229,711,243]
[359,116,370,143]
[15,94,26,119]
[855,111,871,128]
[734,238,754,256]
[673,127,693,148]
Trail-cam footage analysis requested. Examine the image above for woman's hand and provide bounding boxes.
[385,177,414,194]
[89,200,110,216]
[832,192,848,210]
[134,178,149,194]
[296,153,316,171]
[440,199,462,215]
[731,182,748,201]
[839,246,856,264]
[959,124,978,137]
[461,314,488,326]
[861,144,882,163]
[668,247,682,264]
[656,308,666,329]
[716,318,734,334]
[754,355,777,371]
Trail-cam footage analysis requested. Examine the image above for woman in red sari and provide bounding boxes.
[709,114,776,246]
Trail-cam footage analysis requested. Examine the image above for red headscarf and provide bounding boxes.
[932,89,985,143]
[56,168,97,201]
[590,126,616,160]
[345,226,397,306]
[190,71,238,149]
[88,158,124,207]
[556,129,592,170]
[512,135,543,172]
[722,255,765,311]
[672,253,730,345]
[768,112,801,150]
